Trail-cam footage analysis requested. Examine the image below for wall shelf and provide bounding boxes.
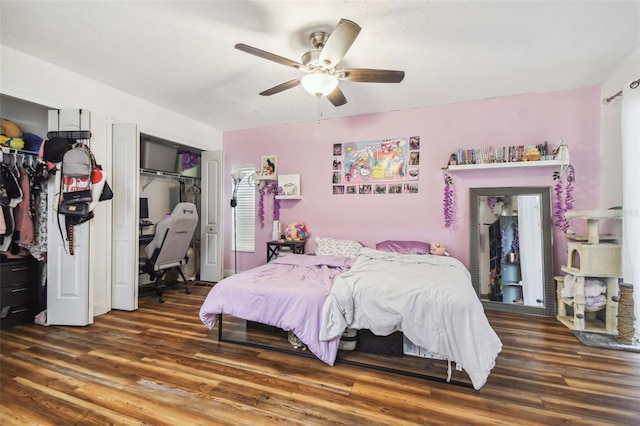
[277,174,301,199]
[446,159,563,172]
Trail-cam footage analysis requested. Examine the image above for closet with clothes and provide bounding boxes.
[0,106,50,328]
[1,97,100,328]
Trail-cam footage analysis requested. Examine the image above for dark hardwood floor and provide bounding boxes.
[1,284,639,425]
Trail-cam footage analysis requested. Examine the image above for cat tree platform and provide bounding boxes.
[564,209,623,244]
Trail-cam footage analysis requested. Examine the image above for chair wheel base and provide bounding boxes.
[186,288,192,294]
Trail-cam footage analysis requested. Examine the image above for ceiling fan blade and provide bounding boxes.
[326,87,347,107]
[319,19,361,69]
[339,68,405,83]
[259,78,302,96]
[235,43,305,69]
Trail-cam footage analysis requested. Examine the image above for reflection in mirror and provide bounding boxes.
[470,187,556,316]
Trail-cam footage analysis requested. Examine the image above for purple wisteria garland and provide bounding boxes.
[552,165,575,233]
[511,221,519,254]
[487,196,498,212]
[443,171,454,228]
[257,182,281,229]
[501,226,508,257]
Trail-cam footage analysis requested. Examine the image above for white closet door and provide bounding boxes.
[111,123,139,310]
[518,195,545,306]
[200,150,223,282]
[46,109,93,326]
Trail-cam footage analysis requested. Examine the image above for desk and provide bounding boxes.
[266,240,306,262]
[139,234,155,245]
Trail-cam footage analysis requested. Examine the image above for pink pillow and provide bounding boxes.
[375,240,431,255]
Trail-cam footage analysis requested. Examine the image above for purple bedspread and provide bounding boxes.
[199,254,353,365]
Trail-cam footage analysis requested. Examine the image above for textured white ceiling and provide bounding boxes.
[1,1,638,132]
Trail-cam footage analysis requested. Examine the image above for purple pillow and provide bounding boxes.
[375,240,431,255]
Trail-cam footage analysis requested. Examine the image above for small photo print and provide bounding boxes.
[404,183,419,193]
[260,155,277,177]
[388,183,402,194]
[359,184,372,195]
[333,157,342,170]
[333,143,343,156]
[333,185,345,195]
[409,136,420,150]
[408,167,419,181]
[346,185,357,194]
[409,151,420,166]
[332,171,341,184]
[373,184,387,194]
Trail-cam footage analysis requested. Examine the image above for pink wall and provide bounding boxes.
[224,86,601,274]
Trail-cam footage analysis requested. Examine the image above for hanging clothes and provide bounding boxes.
[28,179,48,262]
[15,167,35,246]
[0,152,46,259]
[0,162,23,253]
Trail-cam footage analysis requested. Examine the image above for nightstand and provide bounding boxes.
[266,240,306,262]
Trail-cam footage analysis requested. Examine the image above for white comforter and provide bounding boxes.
[320,248,502,390]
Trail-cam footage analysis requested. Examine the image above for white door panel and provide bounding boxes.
[46,109,92,325]
[111,123,139,310]
[200,151,223,282]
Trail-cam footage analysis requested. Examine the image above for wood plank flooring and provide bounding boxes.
[2,284,639,425]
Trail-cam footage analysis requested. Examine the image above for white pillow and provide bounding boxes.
[315,237,363,257]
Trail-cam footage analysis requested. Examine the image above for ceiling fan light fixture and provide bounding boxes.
[301,73,339,97]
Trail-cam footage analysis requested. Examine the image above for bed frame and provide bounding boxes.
[216,315,473,388]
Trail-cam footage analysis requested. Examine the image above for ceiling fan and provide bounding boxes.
[235,18,405,107]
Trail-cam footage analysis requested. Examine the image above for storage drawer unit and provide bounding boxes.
[1,257,39,329]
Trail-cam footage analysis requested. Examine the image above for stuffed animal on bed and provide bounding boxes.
[429,242,449,257]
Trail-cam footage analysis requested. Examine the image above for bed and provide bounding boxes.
[320,247,502,390]
[199,238,502,390]
[199,253,353,365]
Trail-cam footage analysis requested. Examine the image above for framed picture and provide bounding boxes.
[260,155,277,177]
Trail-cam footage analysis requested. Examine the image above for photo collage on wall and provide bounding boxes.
[332,136,420,195]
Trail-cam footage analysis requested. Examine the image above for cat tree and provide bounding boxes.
[556,209,623,334]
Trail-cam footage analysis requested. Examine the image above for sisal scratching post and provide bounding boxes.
[615,283,636,344]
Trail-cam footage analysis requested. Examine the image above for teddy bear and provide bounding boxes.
[526,147,541,161]
[430,242,449,256]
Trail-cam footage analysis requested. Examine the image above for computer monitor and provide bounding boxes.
[139,197,149,220]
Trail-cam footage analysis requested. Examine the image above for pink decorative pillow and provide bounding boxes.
[375,240,431,255]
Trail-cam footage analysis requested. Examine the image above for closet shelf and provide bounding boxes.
[446,159,563,171]
[140,168,199,180]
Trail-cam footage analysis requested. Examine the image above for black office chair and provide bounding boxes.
[141,202,198,302]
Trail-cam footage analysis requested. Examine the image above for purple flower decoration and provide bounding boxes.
[511,221,519,254]
[257,182,280,228]
[443,171,454,228]
[258,187,267,229]
[501,227,508,257]
[487,196,497,211]
[552,165,576,233]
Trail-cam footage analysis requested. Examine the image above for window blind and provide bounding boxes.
[232,164,256,252]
